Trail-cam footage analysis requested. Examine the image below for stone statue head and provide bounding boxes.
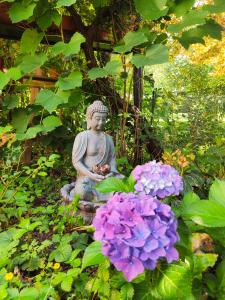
[86,101,108,130]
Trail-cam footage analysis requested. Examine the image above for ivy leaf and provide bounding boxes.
[19,53,47,74]
[169,0,195,17]
[134,0,168,21]
[168,10,209,33]
[208,179,225,208]
[21,29,44,54]
[82,241,105,269]
[131,44,168,68]
[114,31,148,53]
[56,71,82,90]
[9,2,36,23]
[88,60,122,80]
[95,177,131,193]
[42,115,62,132]
[51,32,85,56]
[179,20,223,49]
[57,0,77,8]
[36,89,66,113]
[0,71,10,90]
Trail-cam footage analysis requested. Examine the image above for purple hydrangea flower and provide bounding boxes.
[93,193,179,282]
[132,160,183,198]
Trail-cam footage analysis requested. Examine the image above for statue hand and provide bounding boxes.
[89,173,105,182]
[105,172,114,178]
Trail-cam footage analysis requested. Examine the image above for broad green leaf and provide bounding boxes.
[202,0,225,13]
[95,177,130,193]
[42,115,62,131]
[82,241,105,269]
[189,253,218,279]
[57,0,77,7]
[181,199,225,227]
[0,285,7,300]
[21,29,43,54]
[120,283,134,300]
[7,67,22,80]
[88,60,122,80]
[131,44,168,68]
[169,0,195,16]
[51,32,85,56]
[134,0,168,21]
[19,287,39,300]
[61,276,73,292]
[19,53,47,74]
[3,95,19,109]
[36,89,66,113]
[12,109,30,133]
[168,10,209,33]
[9,3,36,23]
[50,244,72,262]
[216,260,225,292]
[0,71,10,90]
[179,20,223,49]
[114,31,148,53]
[24,125,43,139]
[209,179,225,208]
[181,192,200,212]
[56,71,82,90]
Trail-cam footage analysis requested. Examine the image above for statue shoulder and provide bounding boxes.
[74,131,88,141]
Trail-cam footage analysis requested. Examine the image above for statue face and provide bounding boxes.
[89,112,107,131]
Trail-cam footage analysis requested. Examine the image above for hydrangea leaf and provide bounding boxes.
[120,283,134,300]
[0,71,10,90]
[21,29,43,54]
[169,0,195,17]
[56,71,82,90]
[9,2,36,23]
[114,31,148,53]
[51,32,85,56]
[179,20,223,49]
[134,0,168,21]
[208,179,225,208]
[19,53,47,74]
[82,241,105,269]
[216,260,225,293]
[168,10,209,33]
[36,89,66,113]
[188,253,218,280]
[131,44,168,68]
[57,0,77,8]
[95,177,130,193]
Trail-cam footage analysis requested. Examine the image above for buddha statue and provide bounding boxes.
[68,100,122,202]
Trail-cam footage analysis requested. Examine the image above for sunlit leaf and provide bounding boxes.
[9,2,36,23]
[56,71,82,90]
[134,0,168,21]
[114,31,148,53]
[21,29,43,54]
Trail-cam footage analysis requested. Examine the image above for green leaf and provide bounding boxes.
[131,44,168,68]
[7,67,22,80]
[19,53,47,74]
[181,199,225,227]
[57,0,77,7]
[216,260,225,292]
[206,227,225,247]
[61,276,73,292]
[114,31,148,53]
[19,287,39,300]
[50,244,72,262]
[3,95,19,109]
[179,20,223,49]
[12,109,30,133]
[56,71,82,90]
[0,71,10,90]
[168,10,209,33]
[120,283,134,300]
[189,253,218,279]
[169,0,195,16]
[202,0,225,13]
[134,0,168,21]
[21,29,43,54]
[209,179,225,208]
[51,32,85,56]
[9,2,36,23]
[36,89,66,113]
[82,241,105,269]
[42,115,62,132]
[95,177,131,193]
[24,125,43,139]
[88,60,122,80]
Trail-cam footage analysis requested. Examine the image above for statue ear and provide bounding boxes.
[87,118,91,129]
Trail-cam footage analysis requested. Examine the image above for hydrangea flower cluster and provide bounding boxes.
[132,160,183,198]
[93,192,179,281]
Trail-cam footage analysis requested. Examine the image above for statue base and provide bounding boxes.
[60,182,104,224]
